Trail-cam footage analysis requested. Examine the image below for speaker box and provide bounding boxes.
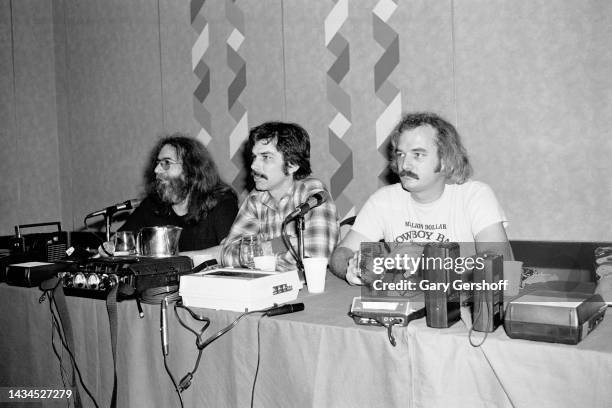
[423,242,461,328]
[472,253,504,332]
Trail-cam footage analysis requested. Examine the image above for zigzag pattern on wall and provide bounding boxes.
[373,0,401,184]
[191,0,212,146]
[325,0,354,221]
[226,0,249,192]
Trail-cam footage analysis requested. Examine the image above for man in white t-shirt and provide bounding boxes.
[330,112,513,284]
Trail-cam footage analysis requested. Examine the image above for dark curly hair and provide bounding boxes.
[246,122,312,180]
[145,133,236,223]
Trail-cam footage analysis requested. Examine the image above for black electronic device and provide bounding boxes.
[9,222,67,262]
[5,261,72,287]
[472,253,504,332]
[350,295,425,327]
[422,242,461,328]
[1,252,32,283]
[60,255,193,297]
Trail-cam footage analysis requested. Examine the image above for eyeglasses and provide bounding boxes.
[155,158,182,170]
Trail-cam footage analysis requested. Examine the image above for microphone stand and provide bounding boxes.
[103,208,119,242]
[296,215,305,281]
[84,202,136,242]
[281,217,305,281]
[105,214,112,243]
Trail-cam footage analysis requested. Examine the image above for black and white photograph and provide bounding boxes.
[1,1,611,407]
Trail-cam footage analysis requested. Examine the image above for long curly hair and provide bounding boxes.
[145,134,236,223]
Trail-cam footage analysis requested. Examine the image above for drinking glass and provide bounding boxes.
[113,231,136,256]
[239,235,263,268]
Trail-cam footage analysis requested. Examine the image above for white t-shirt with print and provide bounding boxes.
[352,180,508,256]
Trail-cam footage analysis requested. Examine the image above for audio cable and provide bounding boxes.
[161,300,304,407]
[140,286,180,305]
[468,292,490,347]
[160,297,184,408]
[40,280,100,408]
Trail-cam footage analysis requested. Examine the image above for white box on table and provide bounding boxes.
[179,267,301,312]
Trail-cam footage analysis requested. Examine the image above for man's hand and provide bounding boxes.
[98,241,115,257]
[345,251,363,285]
[329,229,370,282]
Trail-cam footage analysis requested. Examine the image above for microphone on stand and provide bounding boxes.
[282,191,328,283]
[84,199,140,219]
[83,199,141,243]
[284,192,328,221]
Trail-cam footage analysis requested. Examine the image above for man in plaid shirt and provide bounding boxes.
[220,122,339,271]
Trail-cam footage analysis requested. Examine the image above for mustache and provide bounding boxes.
[252,171,268,180]
[399,170,420,180]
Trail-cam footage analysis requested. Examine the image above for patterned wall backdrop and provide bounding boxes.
[225,0,249,193]
[186,0,455,227]
[190,0,406,222]
[373,0,401,185]
[191,0,212,146]
[325,0,354,221]
[5,0,604,237]
[188,1,409,224]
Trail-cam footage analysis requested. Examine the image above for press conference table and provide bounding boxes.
[1,277,611,408]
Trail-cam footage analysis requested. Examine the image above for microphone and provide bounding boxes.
[161,297,169,356]
[285,192,328,221]
[85,199,140,219]
[266,303,305,316]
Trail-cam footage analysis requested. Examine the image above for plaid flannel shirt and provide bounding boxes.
[220,178,339,271]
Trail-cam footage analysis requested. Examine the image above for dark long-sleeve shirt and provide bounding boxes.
[120,191,238,252]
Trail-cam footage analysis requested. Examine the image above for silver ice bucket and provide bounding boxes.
[137,226,182,257]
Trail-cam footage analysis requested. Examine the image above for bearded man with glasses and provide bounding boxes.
[118,133,238,251]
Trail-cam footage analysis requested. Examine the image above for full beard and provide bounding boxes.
[155,176,189,205]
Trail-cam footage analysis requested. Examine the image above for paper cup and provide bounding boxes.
[254,255,276,271]
[504,260,523,297]
[303,257,328,293]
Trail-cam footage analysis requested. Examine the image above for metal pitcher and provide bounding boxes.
[137,226,182,257]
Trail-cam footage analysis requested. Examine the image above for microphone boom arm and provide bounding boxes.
[83,199,139,242]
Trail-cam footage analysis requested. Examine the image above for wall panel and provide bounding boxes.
[159,0,198,136]
[52,0,75,231]
[0,0,62,234]
[454,0,612,240]
[282,0,455,220]
[185,0,284,197]
[1,0,610,242]
[0,0,19,235]
[61,0,164,230]
[283,0,345,212]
